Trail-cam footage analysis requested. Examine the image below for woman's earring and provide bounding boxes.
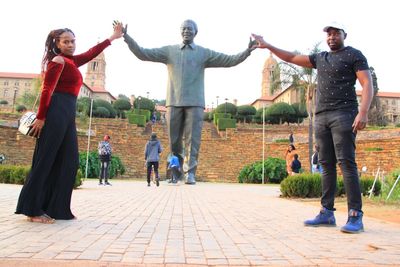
[52,47,59,55]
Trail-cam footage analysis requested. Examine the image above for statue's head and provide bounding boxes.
[181,19,197,44]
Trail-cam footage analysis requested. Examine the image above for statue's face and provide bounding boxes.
[181,21,196,44]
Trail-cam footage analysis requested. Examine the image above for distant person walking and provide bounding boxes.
[289,131,294,145]
[311,145,322,174]
[145,133,163,187]
[98,135,112,185]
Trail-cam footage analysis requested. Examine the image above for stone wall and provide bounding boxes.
[1,114,400,182]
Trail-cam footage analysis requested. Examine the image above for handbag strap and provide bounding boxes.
[31,88,41,111]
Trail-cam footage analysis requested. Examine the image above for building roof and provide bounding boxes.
[0,72,40,79]
[356,90,400,98]
[156,105,167,112]
[91,86,109,93]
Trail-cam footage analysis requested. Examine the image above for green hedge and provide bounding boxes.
[213,113,231,125]
[280,173,381,198]
[78,151,126,179]
[127,113,146,127]
[238,157,287,184]
[131,109,151,121]
[217,118,236,130]
[0,165,82,189]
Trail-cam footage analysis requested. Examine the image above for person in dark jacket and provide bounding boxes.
[145,133,163,186]
[291,154,301,174]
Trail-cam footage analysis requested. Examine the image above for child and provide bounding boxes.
[291,154,302,175]
[167,152,181,184]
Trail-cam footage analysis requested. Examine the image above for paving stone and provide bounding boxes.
[0,181,399,266]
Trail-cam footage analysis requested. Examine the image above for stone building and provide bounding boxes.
[251,53,302,109]
[0,50,115,110]
[357,90,400,124]
[0,72,40,111]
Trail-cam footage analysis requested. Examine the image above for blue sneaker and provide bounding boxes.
[304,207,336,227]
[341,209,364,233]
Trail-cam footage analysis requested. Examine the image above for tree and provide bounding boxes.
[290,103,308,124]
[77,97,94,116]
[133,97,155,112]
[215,103,237,117]
[368,67,387,126]
[117,94,130,101]
[18,77,42,109]
[271,43,321,171]
[153,99,166,106]
[237,105,257,123]
[267,102,296,124]
[94,99,116,118]
[113,98,131,118]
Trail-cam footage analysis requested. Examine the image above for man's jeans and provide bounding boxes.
[315,109,362,211]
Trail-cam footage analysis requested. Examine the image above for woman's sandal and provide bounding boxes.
[27,214,55,224]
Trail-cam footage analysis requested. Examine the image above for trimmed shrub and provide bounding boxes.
[213,113,231,125]
[217,118,236,130]
[94,99,116,118]
[75,169,83,189]
[0,165,82,189]
[215,102,237,117]
[16,105,27,113]
[94,106,110,118]
[281,174,322,198]
[280,174,381,198]
[238,157,287,184]
[127,113,146,127]
[11,166,30,184]
[131,109,151,121]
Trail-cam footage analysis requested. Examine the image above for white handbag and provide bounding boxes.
[17,63,63,138]
[18,111,37,136]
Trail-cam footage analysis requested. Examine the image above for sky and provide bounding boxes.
[1,0,398,107]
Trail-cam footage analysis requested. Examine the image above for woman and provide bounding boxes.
[285,144,296,175]
[15,24,123,223]
[98,135,112,185]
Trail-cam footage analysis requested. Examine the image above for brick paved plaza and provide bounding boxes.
[0,180,399,266]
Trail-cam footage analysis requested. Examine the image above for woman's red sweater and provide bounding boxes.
[37,39,111,120]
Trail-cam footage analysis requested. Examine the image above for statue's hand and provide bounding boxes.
[248,37,257,52]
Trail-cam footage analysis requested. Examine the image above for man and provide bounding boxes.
[145,133,163,187]
[252,21,373,233]
[121,19,255,184]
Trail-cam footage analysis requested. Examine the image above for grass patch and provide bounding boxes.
[274,138,289,143]
[365,147,383,152]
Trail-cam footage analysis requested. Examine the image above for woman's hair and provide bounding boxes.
[41,28,75,73]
